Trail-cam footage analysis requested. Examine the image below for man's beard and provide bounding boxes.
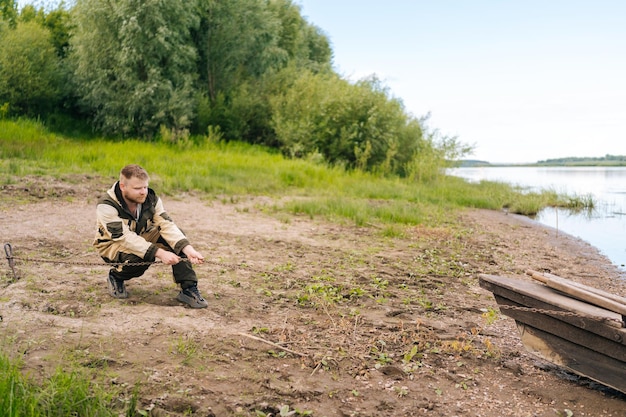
[124,194,147,205]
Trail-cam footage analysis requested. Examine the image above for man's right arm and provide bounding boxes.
[155,248,181,265]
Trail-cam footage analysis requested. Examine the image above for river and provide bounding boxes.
[448,166,626,270]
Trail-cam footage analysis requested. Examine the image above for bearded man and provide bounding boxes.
[93,164,208,308]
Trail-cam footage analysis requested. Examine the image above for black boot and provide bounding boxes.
[107,271,128,299]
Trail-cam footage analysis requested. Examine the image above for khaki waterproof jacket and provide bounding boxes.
[93,182,190,262]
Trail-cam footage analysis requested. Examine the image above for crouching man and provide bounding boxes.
[93,164,208,308]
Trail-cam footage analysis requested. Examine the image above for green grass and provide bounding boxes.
[0,350,123,416]
[0,118,587,221]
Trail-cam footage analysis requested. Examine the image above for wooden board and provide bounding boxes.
[517,323,626,394]
[527,270,626,306]
[493,295,626,362]
[479,273,626,394]
[479,274,625,330]
[526,269,626,316]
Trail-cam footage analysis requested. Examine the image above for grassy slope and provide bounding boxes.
[1,119,573,223]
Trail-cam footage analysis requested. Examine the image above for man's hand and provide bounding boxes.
[182,245,205,265]
[156,248,181,265]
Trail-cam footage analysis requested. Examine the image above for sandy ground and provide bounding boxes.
[1,175,626,417]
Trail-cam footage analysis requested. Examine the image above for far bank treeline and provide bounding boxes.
[462,154,626,167]
[0,0,471,179]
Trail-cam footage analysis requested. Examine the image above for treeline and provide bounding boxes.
[458,154,626,167]
[0,0,470,178]
[536,155,626,166]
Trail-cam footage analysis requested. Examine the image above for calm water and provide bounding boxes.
[448,167,626,270]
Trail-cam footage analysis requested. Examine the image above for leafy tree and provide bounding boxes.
[2,3,79,124]
[0,20,63,116]
[191,0,332,139]
[267,0,332,71]
[225,77,278,145]
[0,0,17,27]
[195,0,286,103]
[270,71,432,176]
[71,0,200,137]
[18,2,74,58]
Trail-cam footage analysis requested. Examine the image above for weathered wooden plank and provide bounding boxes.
[479,274,624,330]
[526,269,626,307]
[516,323,626,394]
[493,295,626,362]
[526,269,626,316]
[479,273,626,394]
[480,276,626,347]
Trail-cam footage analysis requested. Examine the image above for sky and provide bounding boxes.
[296,1,626,163]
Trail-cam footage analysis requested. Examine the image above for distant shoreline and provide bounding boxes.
[459,155,626,167]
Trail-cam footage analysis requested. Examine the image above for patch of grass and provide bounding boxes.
[297,282,345,306]
[0,348,128,416]
[482,307,500,325]
[170,334,200,366]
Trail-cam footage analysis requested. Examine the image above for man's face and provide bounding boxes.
[120,177,148,205]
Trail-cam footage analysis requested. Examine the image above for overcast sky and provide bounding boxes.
[297,0,626,163]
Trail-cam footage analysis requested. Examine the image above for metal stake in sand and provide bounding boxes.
[4,243,17,281]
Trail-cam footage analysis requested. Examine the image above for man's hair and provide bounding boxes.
[120,164,149,182]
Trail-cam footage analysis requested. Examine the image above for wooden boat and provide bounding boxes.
[479,270,626,394]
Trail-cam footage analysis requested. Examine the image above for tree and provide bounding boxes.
[267,0,332,71]
[0,0,17,27]
[190,0,332,140]
[17,3,74,58]
[195,0,285,103]
[71,0,199,137]
[0,20,63,116]
[270,71,432,176]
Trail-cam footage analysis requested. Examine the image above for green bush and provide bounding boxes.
[270,70,433,176]
[0,21,63,116]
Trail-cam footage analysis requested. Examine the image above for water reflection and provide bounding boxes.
[449,167,626,270]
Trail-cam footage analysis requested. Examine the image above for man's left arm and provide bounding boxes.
[152,197,191,254]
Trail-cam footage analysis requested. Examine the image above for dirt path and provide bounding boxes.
[1,176,626,416]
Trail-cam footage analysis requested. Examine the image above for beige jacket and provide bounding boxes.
[93,182,190,262]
